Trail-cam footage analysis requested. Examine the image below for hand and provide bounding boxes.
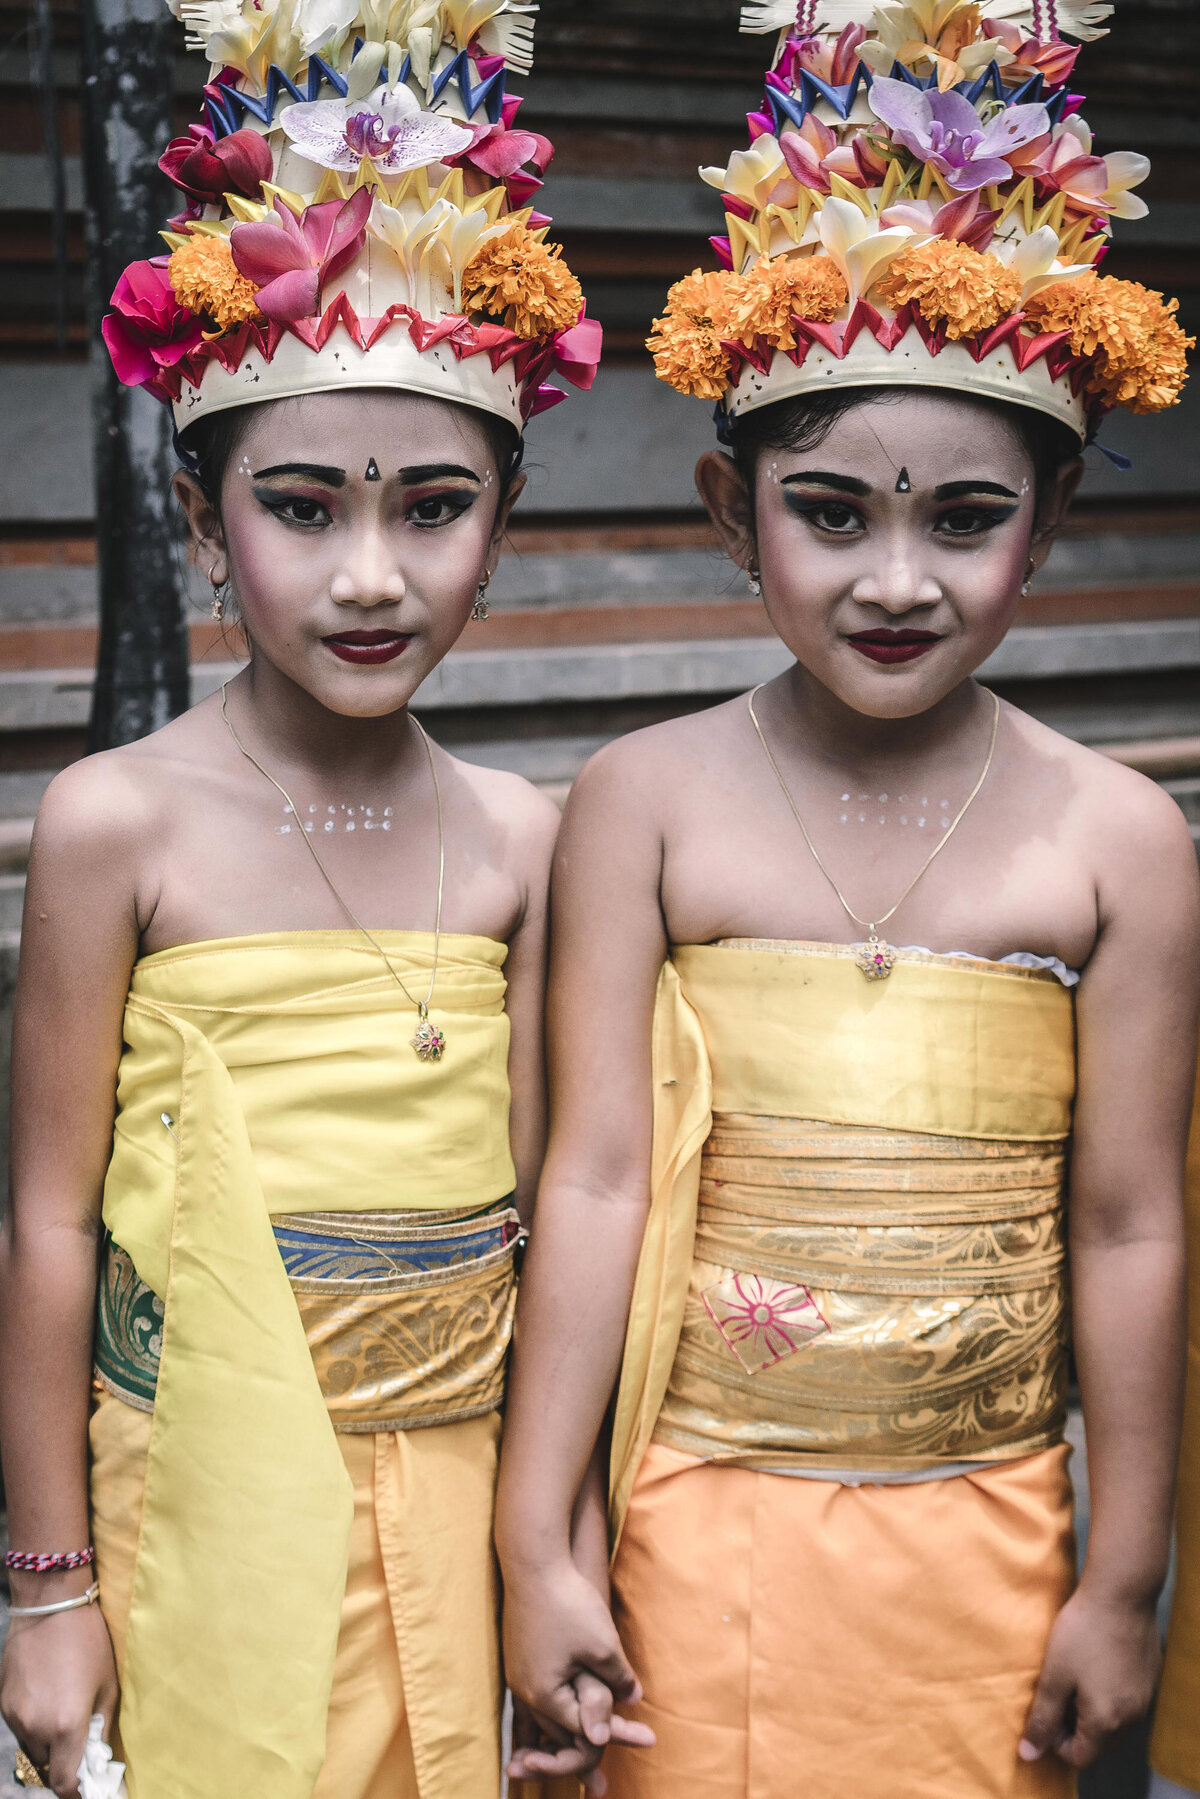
[502,1559,655,1788]
[1019,1586,1161,1769]
[0,1606,119,1797]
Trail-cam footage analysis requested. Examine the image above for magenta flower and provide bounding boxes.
[451,120,553,181]
[159,125,273,204]
[229,189,372,323]
[868,77,1049,193]
[101,258,205,389]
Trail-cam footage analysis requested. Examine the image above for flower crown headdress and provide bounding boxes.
[103,0,601,432]
[649,0,1190,441]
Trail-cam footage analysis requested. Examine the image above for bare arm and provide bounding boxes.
[0,759,151,1794]
[498,785,560,1225]
[496,740,667,1766]
[1022,777,1200,1769]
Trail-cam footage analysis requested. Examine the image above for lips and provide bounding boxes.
[322,629,412,666]
[847,629,941,665]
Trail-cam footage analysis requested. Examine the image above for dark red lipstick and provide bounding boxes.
[323,629,411,665]
[847,629,941,665]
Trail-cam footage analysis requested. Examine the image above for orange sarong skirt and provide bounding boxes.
[603,1441,1077,1799]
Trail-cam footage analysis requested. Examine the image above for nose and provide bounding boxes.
[851,552,941,614]
[329,523,405,608]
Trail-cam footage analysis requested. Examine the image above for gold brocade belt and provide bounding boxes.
[95,1200,521,1432]
[654,1112,1069,1471]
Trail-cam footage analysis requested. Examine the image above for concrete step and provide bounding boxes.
[2,533,1198,629]
[0,619,1194,734]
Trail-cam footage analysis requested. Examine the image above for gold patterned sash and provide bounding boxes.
[654,1111,1069,1470]
[96,1200,521,1432]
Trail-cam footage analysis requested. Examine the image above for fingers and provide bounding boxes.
[1019,1662,1074,1764]
[576,1671,614,1747]
[608,1714,657,1749]
[47,1723,86,1799]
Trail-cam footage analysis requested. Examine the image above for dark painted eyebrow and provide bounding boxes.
[933,480,1020,501]
[253,463,345,485]
[780,470,870,496]
[398,463,481,484]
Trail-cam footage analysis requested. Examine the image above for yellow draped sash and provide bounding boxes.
[609,941,1076,1542]
[98,932,514,1799]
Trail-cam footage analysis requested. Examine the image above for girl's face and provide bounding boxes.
[177,389,523,717]
[699,392,1081,721]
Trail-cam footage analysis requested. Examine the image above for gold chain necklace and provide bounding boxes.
[746,685,1001,980]
[221,683,447,1059]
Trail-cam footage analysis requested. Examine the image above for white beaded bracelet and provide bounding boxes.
[8,1580,100,1618]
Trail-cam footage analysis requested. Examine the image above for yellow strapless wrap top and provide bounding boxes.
[99,932,514,1799]
[609,941,1076,1543]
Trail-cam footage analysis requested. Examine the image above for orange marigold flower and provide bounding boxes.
[461,221,582,340]
[876,240,1022,341]
[646,268,734,401]
[712,255,848,353]
[168,233,263,330]
[1024,273,1193,413]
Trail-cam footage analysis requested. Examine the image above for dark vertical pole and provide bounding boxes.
[30,0,68,353]
[78,0,191,752]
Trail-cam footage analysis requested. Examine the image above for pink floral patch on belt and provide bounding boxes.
[702,1272,829,1375]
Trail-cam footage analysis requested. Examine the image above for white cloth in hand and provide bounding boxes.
[76,1716,127,1799]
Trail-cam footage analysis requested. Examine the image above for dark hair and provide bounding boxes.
[724,386,1080,530]
[174,394,525,513]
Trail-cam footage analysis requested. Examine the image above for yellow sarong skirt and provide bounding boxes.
[91,1391,503,1799]
[600,942,1079,1799]
[91,932,517,1799]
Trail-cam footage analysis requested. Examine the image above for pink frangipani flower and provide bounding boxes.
[880,189,999,249]
[229,189,372,322]
[101,258,205,389]
[869,77,1049,193]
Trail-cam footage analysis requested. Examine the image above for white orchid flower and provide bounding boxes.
[817,197,924,304]
[281,79,473,173]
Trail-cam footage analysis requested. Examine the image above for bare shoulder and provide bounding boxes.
[1005,704,1198,890]
[567,699,746,825]
[441,750,561,867]
[33,703,215,858]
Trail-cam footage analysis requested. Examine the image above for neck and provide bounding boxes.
[768,664,990,781]
[228,656,426,794]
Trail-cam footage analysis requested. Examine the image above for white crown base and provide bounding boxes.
[172,327,526,435]
[726,327,1088,442]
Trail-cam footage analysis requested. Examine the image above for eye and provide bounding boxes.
[252,488,330,528]
[407,491,476,528]
[785,496,864,534]
[935,505,1018,538]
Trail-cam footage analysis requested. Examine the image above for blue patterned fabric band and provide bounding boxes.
[95,1200,522,1431]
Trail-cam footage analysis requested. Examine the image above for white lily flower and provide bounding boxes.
[817,198,923,304]
[701,137,796,212]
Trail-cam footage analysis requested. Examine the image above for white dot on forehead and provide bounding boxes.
[1020,477,1030,495]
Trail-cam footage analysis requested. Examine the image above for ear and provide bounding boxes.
[695,450,756,573]
[485,470,527,581]
[1028,455,1084,572]
[173,471,228,586]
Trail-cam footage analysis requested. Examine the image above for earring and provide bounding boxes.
[471,582,490,622]
[207,560,227,622]
[747,568,762,597]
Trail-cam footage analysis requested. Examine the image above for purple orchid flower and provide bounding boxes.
[868,77,1049,194]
